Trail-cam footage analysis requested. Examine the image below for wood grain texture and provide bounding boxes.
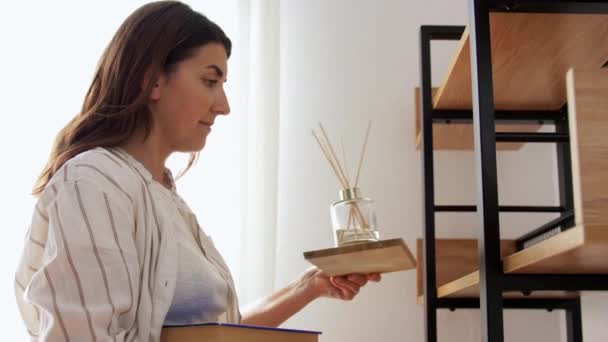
[414,88,540,150]
[430,270,578,300]
[304,238,416,276]
[161,325,319,342]
[420,225,608,299]
[416,239,516,297]
[434,14,608,110]
[567,68,608,227]
[504,225,608,273]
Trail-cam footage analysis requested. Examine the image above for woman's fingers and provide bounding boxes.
[330,277,360,298]
[325,273,381,300]
[346,274,368,286]
[327,285,343,299]
[366,273,381,282]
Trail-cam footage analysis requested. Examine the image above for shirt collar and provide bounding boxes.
[109,147,177,192]
[110,147,153,182]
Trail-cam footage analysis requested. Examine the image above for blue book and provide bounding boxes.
[161,322,321,342]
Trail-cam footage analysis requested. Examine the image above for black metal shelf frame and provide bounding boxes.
[418,2,608,342]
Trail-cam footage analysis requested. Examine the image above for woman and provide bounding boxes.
[14,1,380,341]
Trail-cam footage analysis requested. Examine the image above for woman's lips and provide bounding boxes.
[198,121,212,131]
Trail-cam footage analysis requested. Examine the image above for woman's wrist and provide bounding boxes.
[295,267,323,302]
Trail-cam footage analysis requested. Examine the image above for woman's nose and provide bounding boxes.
[213,88,230,115]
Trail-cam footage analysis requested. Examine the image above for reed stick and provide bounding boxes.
[319,124,370,227]
[341,138,351,186]
[318,123,350,187]
[318,125,369,229]
[316,130,348,188]
[355,121,372,188]
[313,122,373,243]
[312,130,347,188]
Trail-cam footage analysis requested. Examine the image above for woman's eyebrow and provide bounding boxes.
[206,64,224,78]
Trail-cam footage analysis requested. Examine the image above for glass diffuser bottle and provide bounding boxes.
[331,187,379,247]
[313,121,377,247]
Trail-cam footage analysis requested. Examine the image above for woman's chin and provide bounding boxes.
[191,140,206,152]
[176,138,207,153]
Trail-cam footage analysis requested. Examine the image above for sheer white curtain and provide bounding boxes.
[0,1,281,339]
[237,0,281,305]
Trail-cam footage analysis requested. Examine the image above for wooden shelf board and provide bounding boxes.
[433,13,608,110]
[567,69,608,230]
[504,225,608,274]
[416,291,580,304]
[414,88,540,150]
[432,272,578,301]
[426,225,607,299]
[416,238,516,298]
[304,238,416,277]
[419,269,578,302]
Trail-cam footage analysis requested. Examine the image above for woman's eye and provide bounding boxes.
[204,79,219,87]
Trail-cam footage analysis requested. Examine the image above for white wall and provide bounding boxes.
[274,0,567,341]
[582,293,608,341]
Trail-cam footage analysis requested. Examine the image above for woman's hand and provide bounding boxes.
[300,266,381,301]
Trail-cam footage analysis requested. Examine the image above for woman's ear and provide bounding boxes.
[143,70,164,101]
[149,79,162,101]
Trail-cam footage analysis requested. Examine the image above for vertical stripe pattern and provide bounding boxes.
[75,182,117,337]
[14,147,241,341]
[53,202,98,341]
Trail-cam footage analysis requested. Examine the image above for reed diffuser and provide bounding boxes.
[313,121,379,247]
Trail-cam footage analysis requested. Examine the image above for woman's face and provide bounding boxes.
[149,42,230,153]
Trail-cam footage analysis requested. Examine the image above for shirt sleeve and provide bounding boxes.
[16,179,140,341]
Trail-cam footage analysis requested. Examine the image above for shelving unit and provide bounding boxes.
[417,2,608,342]
[415,238,585,300]
[414,88,541,150]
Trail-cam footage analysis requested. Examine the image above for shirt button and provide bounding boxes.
[164,280,168,287]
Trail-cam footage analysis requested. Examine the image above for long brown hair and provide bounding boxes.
[33,1,231,196]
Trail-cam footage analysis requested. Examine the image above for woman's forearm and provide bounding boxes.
[241,269,320,327]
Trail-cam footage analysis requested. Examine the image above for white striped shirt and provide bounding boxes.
[14,147,240,341]
[162,196,230,325]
